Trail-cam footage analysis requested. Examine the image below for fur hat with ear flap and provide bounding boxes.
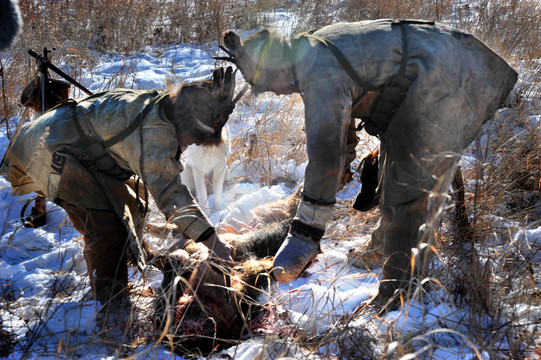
[174,66,237,146]
[221,28,291,95]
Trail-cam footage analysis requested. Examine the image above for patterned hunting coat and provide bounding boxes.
[1,89,213,242]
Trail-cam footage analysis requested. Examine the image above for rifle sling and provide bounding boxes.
[73,92,169,149]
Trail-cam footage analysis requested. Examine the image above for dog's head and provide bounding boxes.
[174,66,236,147]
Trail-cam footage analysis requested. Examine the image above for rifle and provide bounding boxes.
[27,47,93,111]
[13,49,95,228]
[9,48,95,162]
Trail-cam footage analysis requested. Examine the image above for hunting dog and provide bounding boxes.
[180,125,231,212]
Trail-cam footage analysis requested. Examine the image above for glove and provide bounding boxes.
[272,220,322,283]
[200,232,236,267]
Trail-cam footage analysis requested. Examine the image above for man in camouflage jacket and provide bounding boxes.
[1,67,237,303]
[220,20,517,305]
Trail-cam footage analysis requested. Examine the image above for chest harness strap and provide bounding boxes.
[291,20,427,137]
[71,92,169,180]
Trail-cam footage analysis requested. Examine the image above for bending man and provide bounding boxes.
[1,67,237,303]
[220,20,517,304]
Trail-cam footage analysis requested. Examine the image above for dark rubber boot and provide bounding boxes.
[272,235,320,283]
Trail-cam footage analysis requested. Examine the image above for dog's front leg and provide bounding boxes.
[212,157,227,211]
[192,167,209,210]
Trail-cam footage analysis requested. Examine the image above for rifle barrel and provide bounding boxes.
[46,62,93,95]
[27,49,93,96]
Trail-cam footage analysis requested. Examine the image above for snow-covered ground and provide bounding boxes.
[0,31,539,360]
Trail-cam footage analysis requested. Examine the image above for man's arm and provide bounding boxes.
[271,83,353,282]
[301,83,353,211]
[132,124,234,263]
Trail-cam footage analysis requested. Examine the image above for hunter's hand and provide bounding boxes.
[201,233,235,267]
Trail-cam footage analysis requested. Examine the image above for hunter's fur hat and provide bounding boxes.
[174,67,236,146]
[221,28,291,94]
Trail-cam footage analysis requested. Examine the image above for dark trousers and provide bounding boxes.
[64,204,130,302]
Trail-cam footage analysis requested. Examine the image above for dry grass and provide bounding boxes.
[227,89,306,188]
[1,0,539,119]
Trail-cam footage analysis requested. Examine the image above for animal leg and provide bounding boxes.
[181,164,196,195]
[193,167,209,209]
[212,157,227,211]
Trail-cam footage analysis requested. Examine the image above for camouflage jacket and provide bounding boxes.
[0,89,213,241]
[289,19,517,229]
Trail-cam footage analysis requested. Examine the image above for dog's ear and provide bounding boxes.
[222,30,243,56]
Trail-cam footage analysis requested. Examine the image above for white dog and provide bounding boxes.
[181,125,231,212]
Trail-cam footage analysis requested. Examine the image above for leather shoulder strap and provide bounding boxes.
[293,31,379,91]
[72,91,170,147]
[103,92,170,148]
